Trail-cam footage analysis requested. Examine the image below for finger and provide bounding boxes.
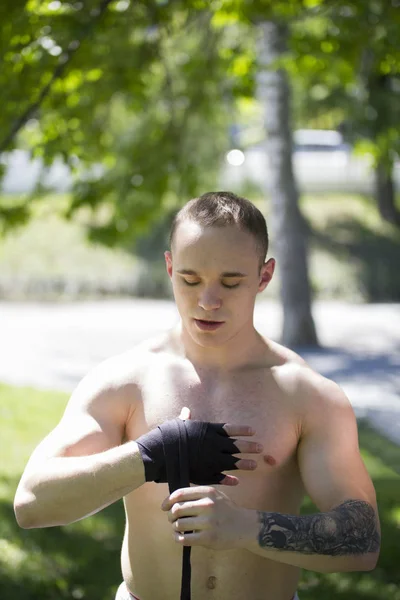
[161,486,213,511]
[222,425,255,437]
[168,500,204,522]
[233,458,258,471]
[178,406,191,420]
[173,516,206,532]
[173,531,203,546]
[219,474,239,486]
[231,440,264,454]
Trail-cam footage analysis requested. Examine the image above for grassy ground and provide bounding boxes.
[1,383,399,600]
[0,192,399,302]
[0,383,125,600]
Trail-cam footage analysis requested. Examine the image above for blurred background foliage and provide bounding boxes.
[2,192,400,302]
[0,0,399,302]
[1,4,400,599]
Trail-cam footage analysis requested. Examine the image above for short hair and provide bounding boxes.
[169,191,269,268]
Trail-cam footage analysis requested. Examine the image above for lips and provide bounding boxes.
[194,319,225,331]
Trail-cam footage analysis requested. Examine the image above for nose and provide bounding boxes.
[198,285,222,311]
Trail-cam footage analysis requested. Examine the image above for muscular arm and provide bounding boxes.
[14,354,146,529]
[15,440,146,529]
[245,498,380,572]
[243,369,380,573]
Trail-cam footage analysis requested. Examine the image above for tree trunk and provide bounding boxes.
[375,158,400,227]
[256,21,318,347]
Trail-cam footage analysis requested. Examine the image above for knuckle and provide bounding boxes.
[173,489,185,502]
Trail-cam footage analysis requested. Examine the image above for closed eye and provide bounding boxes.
[183,279,240,289]
[222,282,240,289]
[183,280,200,286]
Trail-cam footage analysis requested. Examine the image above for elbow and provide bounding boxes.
[334,552,380,574]
[14,480,41,529]
[316,551,380,574]
[358,551,380,572]
[14,501,66,529]
[14,490,64,529]
[347,549,380,573]
[15,514,36,530]
[14,497,38,529]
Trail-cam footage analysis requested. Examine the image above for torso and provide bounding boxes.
[121,332,308,600]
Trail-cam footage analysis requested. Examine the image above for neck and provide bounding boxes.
[172,320,267,372]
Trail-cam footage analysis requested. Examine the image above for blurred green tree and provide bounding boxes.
[213,1,319,345]
[288,0,400,226]
[0,0,241,240]
[0,0,320,346]
[8,1,400,343]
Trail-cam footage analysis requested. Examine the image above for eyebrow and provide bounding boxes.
[176,269,247,278]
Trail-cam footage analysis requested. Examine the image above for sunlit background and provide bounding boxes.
[0,1,399,599]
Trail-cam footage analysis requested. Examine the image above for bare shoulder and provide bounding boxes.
[69,331,174,409]
[266,338,352,417]
[27,332,176,461]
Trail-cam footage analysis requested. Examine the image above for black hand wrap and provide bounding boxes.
[135,418,240,600]
[136,419,240,485]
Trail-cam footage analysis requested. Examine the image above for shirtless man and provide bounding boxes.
[14,191,380,600]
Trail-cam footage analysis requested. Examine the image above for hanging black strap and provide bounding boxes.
[161,419,192,600]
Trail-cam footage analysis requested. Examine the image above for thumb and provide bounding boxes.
[178,406,191,420]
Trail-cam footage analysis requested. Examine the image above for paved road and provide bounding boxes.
[1,299,399,444]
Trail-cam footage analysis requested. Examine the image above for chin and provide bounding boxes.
[192,335,224,348]
[190,328,231,348]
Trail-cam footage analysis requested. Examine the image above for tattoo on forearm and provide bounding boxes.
[257,499,380,556]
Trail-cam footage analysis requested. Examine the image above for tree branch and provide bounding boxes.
[0,0,114,154]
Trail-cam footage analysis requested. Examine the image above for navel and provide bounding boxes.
[206,576,217,590]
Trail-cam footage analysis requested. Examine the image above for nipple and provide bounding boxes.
[264,454,277,466]
[206,576,217,590]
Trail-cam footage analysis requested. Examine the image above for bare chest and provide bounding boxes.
[128,363,301,492]
[123,358,304,599]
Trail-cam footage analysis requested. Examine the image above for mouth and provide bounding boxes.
[193,319,225,331]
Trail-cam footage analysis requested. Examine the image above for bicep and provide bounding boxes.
[24,362,131,469]
[298,382,377,514]
[27,411,121,466]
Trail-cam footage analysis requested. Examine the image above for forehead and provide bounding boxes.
[172,220,259,269]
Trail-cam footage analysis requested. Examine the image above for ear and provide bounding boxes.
[164,251,173,279]
[258,258,275,293]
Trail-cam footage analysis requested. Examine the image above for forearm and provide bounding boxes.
[241,499,380,573]
[14,441,145,528]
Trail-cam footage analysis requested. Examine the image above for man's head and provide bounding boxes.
[169,191,269,272]
[165,192,275,349]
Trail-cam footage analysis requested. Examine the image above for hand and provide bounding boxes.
[178,406,262,486]
[161,486,255,551]
[136,406,263,487]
